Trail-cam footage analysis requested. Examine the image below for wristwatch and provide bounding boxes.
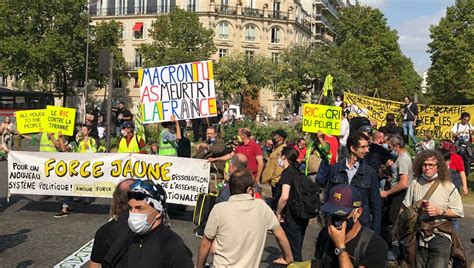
[334,247,347,256]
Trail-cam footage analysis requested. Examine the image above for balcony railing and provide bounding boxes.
[242,7,263,17]
[315,0,338,18]
[90,5,173,16]
[267,10,289,20]
[214,5,238,15]
[315,14,334,31]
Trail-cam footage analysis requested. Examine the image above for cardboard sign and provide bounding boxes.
[302,103,342,135]
[139,60,217,123]
[42,106,76,136]
[8,152,210,206]
[15,109,46,134]
[344,92,474,139]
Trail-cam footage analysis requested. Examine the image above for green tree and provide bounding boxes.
[334,5,421,100]
[0,0,89,104]
[88,21,128,106]
[272,44,353,109]
[215,53,273,116]
[427,1,474,104]
[139,8,216,67]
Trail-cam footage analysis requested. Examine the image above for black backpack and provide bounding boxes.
[289,173,321,220]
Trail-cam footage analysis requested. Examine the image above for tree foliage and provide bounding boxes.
[427,1,474,104]
[334,5,421,100]
[214,53,273,116]
[138,8,216,67]
[0,0,125,105]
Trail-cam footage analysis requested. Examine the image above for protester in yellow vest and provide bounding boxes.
[22,132,66,152]
[118,121,145,153]
[77,125,97,153]
[159,116,181,157]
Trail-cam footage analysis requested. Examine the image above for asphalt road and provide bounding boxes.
[0,142,473,267]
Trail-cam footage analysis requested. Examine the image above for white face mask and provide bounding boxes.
[128,211,156,234]
[277,158,285,168]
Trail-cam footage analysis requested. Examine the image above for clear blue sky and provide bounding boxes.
[359,0,456,73]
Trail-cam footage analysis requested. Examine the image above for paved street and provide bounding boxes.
[0,144,473,267]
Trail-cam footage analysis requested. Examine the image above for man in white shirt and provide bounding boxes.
[197,169,293,268]
[451,112,473,176]
[338,110,350,161]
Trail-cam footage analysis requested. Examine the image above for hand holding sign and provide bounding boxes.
[302,104,342,135]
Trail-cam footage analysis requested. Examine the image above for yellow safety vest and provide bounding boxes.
[118,135,140,153]
[39,133,59,152]
[78,138,97,153]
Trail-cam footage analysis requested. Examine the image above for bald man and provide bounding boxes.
[365,132,393,178]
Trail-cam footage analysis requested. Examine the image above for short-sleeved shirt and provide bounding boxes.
[314,227,388,268]
[403,178,464,221]
[115,108,132,127]
[234,139,263,178]
[395,151,413,185]
[325,135,339,165]
[205,194,280,268]
[449,153,465,172]
[451,122,473,142]
[339,118,350,146]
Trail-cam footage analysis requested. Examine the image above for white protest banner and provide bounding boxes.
[138,60,217,123]
[8,152,210,206]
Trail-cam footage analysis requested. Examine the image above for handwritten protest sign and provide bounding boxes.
[15,109,46,134]
[138,60,217,123]
[302,103,342,135]
[344,92,474,140]
[8,152,210,206]
[42,106,76,136]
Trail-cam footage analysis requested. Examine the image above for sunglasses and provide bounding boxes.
[127,191,151,201]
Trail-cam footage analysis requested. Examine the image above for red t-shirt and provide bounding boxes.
[325,135,339,165]
[293,145,307,161]
[449,153,465,172]
[234,139,263,178]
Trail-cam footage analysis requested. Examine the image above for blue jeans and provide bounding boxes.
[116,126,122,138]
[416,235,451,268]
[403,121,417,146]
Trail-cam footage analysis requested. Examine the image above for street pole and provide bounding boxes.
[84,0,90,124]
[105,51,114,151]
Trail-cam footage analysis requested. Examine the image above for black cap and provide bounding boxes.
[121,121,135,129]
[321,185,363,216]
[274,129,288,139]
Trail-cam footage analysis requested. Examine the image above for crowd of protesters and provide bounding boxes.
[2,95,473,267]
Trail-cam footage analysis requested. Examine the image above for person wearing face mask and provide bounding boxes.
[379,135,412,261]
[117,121,145,153]
[262,129,287,196]
[194,127,226,176]
[365,131,392,180]
[118,180,193,268]
[394,150,464,267]
[324,132,382,235]
[313,185,388,267]
[274,146,309,261]
[209,128,264,189]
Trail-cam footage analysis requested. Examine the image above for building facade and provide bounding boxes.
[88,0,343,116]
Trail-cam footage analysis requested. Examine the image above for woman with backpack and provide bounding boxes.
[274,146,309,261]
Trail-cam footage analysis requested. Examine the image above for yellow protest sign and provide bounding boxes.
[302,103,342,135]
[42,106,76,136]
[344,92,474,140]
[15,109,46,134]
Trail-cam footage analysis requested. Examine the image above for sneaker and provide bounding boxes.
[54,211,69,218]
[387,250,397,261]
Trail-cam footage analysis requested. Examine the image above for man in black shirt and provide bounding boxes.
[313,185,387,268]
[400,96,418,146]
[365,131,393,176]
[379,113,404,138]
[117,180,193,268]
[113,101,133,138]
